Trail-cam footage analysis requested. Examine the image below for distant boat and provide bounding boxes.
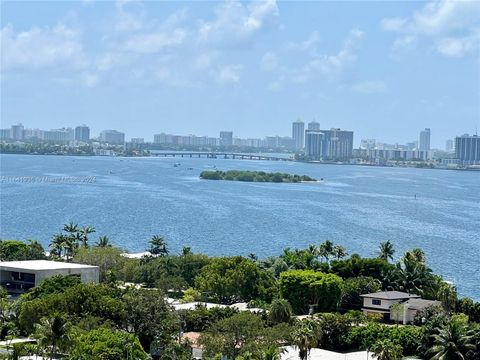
[174,163,180,167]
[187,167,194,170]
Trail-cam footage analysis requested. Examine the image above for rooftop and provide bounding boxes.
[403,298,441,310]
[0,260,98,271]
[360,291,420,300]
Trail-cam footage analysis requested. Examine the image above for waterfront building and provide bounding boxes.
[356,149,429,162]
[99,129,125,144]
[305,130,324,160]
[419,128,431,151]
[407,141,418,150]
[0,128,11,140]
[0,260,99,297]
[321,128,354,160]
[307,121,320,130]
[455,134,480,164]
[42,128,74,142]
[24,128,43,140]
[361,291,440,324]
[75,125,90,142]
[360,139,376,150]
[219,131,233,146]
[292,120,305,149]
[11,123,24,140]
[445,139,454,152]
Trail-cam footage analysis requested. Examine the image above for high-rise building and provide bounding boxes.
[445,139,454,152]
[292,120,305,149]
[99,130,125,144]
[419,128,431,151]
[11,123,24,140]
[455,134,480,164]
[305,130,324,160]
[131,138,144,144]
[307,121,320,130]
[219,131,233,146]
[0,129,11,140]
[75,125,90,142]
[41,128,74,142]
[321,128,354,160]
[360,139,376,150]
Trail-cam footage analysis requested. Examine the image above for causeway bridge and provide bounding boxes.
[150,152,295,162]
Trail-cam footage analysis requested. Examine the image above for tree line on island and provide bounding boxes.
[200,170,318,183]
[0,224,478,360]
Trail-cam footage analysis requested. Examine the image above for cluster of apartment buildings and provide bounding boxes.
[355,128,480,165]
[152,130,296,149]
[292,120,354,161]
[2,121,479,164]
[0,123,127,145]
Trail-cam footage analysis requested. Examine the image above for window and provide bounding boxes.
[372,299,382,305]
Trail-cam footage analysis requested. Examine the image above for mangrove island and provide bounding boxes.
[200,170,317,183]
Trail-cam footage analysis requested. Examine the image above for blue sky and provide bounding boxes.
[1,0,479,147]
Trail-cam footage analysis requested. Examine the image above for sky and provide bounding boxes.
[1,0,479,148]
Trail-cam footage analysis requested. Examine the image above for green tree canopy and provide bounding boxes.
[279,270,343,314]
[68,327,148,360]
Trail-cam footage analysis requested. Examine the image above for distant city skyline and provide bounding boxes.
[1,1,479,148]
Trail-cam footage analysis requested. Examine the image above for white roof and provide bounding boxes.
[0,260,98,271]
[121,252,151,259]
[281,346,374,360]
[172,302,228,311]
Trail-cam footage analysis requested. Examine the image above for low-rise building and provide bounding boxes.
[361,290,440,324]
[360,291,420,321]
[0,260,99,297]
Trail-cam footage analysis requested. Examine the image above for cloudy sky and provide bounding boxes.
[1,0,479,147]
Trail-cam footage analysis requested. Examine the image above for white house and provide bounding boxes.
[361,290,440,324]
[0,260,99,297]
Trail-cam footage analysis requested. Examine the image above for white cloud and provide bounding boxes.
[351,80,387,94]
[382,0,480,57]
[260,29,364,90]
[198,0,278,46]
[436,33,478,57]
[122,29,187,54]
[1,24,87,70]
[260,52,280,72]
[217,64,243,84]
[287,31,320,52]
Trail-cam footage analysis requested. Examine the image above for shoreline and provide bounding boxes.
[1,152,479,172]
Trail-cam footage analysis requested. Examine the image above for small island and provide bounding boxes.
[200,170,317,183]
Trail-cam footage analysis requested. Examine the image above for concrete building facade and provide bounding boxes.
[419,128,431,151]
[0,260,99,297]
[292,120,305,150]
[455,134,480,164]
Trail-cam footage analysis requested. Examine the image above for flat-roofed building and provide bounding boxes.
[0,260,99,297]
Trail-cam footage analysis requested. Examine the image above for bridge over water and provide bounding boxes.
[150,152,295,162]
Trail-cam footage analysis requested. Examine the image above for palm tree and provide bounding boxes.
[437,282,457,313]
[394,257,433,295]
[292,319,320,360]
[149,235,168,256]
[403,248,426,264]
[269,299,292,324]
[34,314,71,360]
[378,240,395,262]
[318,240,334,263]
[79,225,96,248]
[96,235,111,248]
[332,245,347,260]
[371,339,403,360]
[429,321,476,360]
[181,246,192,256]
[62,222,79,235]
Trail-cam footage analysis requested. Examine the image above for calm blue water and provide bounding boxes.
[0,154,479,299]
